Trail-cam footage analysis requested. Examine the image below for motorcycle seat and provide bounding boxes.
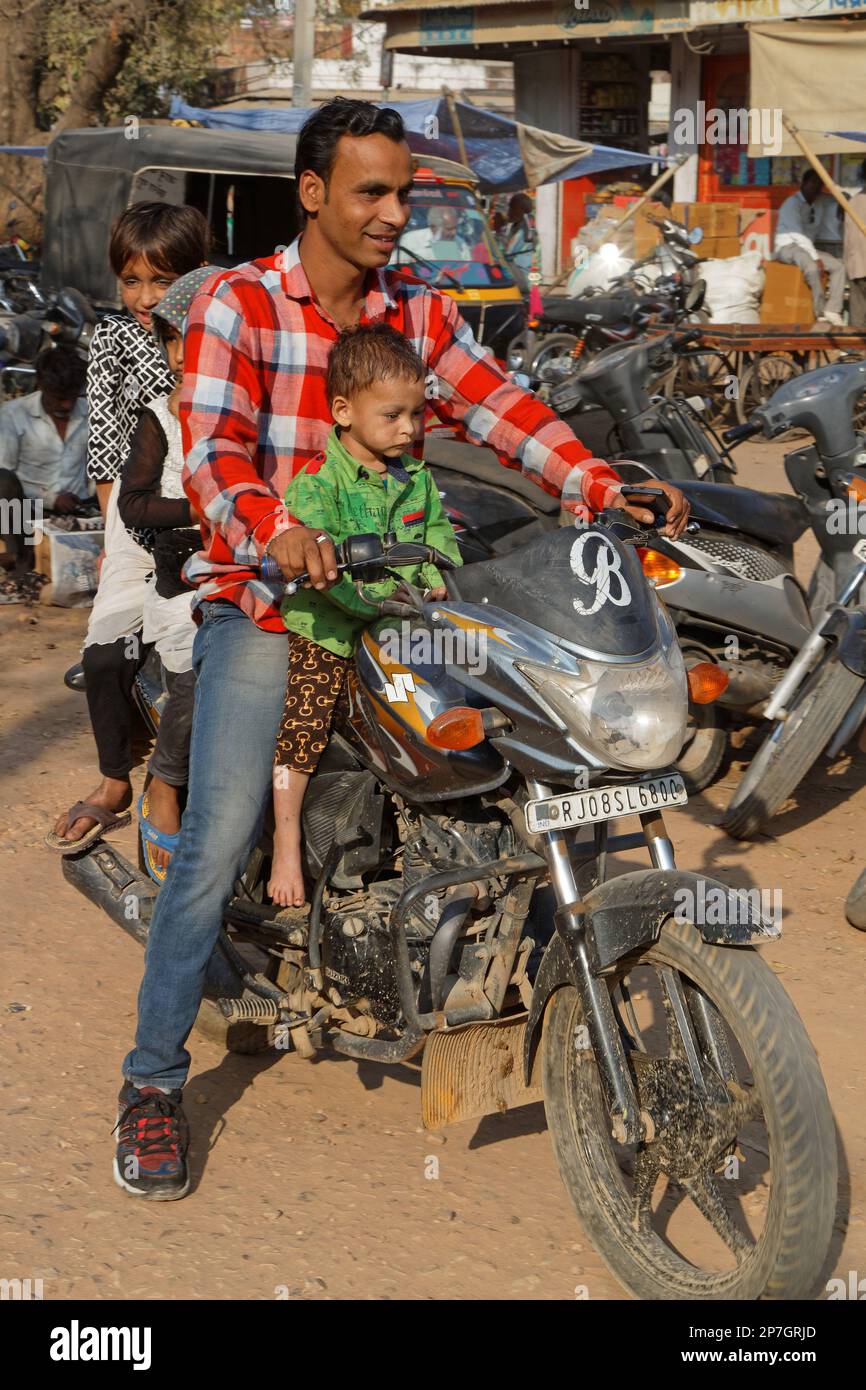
[541,295,638,328]
[675,480,808,547]
[425,439,562,514]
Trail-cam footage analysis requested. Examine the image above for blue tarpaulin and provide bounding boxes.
[169,96,661,193]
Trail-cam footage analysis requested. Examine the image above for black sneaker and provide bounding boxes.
[112,1082,191,1200]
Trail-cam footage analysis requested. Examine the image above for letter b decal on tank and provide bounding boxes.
[570,533,632,617]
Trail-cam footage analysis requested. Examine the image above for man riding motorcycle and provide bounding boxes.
[113,96,690,1201]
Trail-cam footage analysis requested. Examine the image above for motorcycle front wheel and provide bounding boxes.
[722,656,861,840]
[542,917,835,1299]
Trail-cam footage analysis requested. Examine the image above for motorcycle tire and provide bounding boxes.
[542,916,836,1299]
[676,700,727,794]
[723,656,861,840]
[844,864,866,932]
[530,332,582,386]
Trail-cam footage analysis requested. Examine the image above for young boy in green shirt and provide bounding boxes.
[268,323,462,907]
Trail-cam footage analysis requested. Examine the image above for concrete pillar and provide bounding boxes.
[514,49,579,277]
[669,34,700,204]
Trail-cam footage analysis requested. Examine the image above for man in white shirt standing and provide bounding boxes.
[0,345,89,578]
[774,169,846,326]
[843,160,866,328]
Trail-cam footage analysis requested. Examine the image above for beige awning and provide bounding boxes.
[748,20,866,157]
[516,121,593,188]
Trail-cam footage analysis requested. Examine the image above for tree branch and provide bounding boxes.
[54,0,154,130]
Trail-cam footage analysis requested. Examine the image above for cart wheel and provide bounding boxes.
[663,348,734,429]
[735,354,803,432]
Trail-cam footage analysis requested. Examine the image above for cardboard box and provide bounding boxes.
[760,260,814,324]
[697,236,742,261]
[688,203,740,239]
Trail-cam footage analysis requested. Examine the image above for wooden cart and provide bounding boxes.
[665,323,866,430]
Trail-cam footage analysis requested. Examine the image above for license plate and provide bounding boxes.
[525,774,688,834]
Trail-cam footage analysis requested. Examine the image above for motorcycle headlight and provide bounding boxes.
[518,644,688,771]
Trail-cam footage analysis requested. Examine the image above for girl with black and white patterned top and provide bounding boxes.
[48,202,211,853]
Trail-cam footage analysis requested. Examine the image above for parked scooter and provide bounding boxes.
[61,523,834,1299]
[844,863,866,931]
[719,360,866,838]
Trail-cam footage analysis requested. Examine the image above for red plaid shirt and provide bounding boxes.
[180,237,621,631]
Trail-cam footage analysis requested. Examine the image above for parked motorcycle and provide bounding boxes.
[0,287,95,396]
[510,213,706,390]
[61,523,834,1299]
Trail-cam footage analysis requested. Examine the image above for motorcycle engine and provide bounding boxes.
[319,806,513,1030]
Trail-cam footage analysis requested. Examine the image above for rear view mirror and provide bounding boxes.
[54,287,96,330]
[685,280,706,313]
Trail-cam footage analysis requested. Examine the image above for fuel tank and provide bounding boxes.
[339,620,505,803]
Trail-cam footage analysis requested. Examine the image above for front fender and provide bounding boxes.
[523,868,780,1084]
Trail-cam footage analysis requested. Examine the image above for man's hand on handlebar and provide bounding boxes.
[266,526,339,589]
[609,480,691,540]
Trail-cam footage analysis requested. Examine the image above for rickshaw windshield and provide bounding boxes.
[391,185,515,290]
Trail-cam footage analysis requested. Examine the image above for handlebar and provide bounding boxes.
[260,532,457,595]
[671,327,703,351]
[721,419,763,446]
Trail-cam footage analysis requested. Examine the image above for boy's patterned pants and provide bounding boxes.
[274,633,350,773]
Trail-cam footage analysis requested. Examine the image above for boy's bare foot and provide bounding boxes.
[268,838,306,908]
[143,778,182,872]
[54,776,132,843]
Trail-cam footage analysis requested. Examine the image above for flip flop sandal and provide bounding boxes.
[45,801,133,854]
[138,791,180,885]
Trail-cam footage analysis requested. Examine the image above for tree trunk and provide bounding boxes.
[0,1,151,242]
[0,0,49,239]
[55,0,154,132]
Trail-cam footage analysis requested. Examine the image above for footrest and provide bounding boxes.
[218,995,280,1024]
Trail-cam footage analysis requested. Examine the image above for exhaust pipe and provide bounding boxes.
[61,842,244,997]
[62,844,155,947]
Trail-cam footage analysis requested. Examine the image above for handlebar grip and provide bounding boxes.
[721,420,763,445]
[671,328,703,351]
[619,485,672,516]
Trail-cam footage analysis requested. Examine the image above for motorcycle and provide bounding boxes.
[510,214,707,391]
[61,520,835,1299]
[0,287,95,396]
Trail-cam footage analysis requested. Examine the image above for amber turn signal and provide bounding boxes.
[687,662,729,705]
[848,475,866,504]
[427,707,486,750]
[637,547,683,588]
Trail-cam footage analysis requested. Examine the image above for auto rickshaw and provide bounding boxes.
[40,126,522,356]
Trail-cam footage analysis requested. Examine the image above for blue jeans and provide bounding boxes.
[122,601,289,1090]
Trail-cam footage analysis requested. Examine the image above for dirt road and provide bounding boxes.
[2,441,865,1301]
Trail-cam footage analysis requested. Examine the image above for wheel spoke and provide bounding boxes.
[681,1173,754,1261]
[630,1146,661,1232]
[659,967,707,1092]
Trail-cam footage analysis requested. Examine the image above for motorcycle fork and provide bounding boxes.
[529,783,678,1144]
